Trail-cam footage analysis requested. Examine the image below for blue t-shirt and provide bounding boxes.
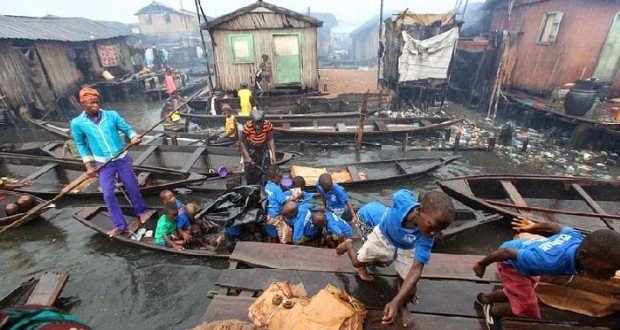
[325,212,352,238]
[176,210,191,230]
[379,189,434,264]
[289,205,317,243]
[224,225,244,237]
[501,227,585,276]
[316,183,348,213]
[358,201,389,227]
[265,180,287,217]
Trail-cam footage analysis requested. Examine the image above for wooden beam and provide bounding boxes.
[374,120,390,132]
[500,180,534,218]
[180,147,206,173]
[570,183,618,231]
[420,119,433,127]
[347,165,361,181]
[24,163,58,181]
[131,145,158,166]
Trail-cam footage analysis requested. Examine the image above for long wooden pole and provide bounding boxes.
[376,0,384,90]
[355,92,370,151]
[0,87,207,235]
[482,199,620,220]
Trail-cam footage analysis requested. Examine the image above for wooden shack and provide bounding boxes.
[486,0,620,97]
[382,12,459,108]
[0,15,130,118]
[205,0,322,92]
[134,1,199,38]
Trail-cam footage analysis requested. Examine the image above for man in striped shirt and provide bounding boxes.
[239,110,276,185]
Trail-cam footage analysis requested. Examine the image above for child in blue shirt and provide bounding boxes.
[316,211,352,248]
[336,189,455,327]
[284,176,317,208]
[264,165,296,243]
[473,218,620,328]
[281,201,325,245]
[316,173,357,222]
[355,201,389,241]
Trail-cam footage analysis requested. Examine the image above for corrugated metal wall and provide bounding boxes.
[35,42,81,97]
[491,0,620,96]
[212,28,318,91]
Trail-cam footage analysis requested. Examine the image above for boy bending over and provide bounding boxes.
[336,189,454,327]
[473,218,620,328]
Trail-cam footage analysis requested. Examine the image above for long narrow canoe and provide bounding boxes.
[4,144,295,176]
[191,156,461,192]
[0,190,51,230]
[181,111,367,129]
[73,206,230,258]
[0,271,69,308]
[272,117,463,140]
[27,119,207,146]
[0,153,206,199]
[437,174,620,233]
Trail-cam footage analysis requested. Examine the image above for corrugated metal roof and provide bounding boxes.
[0,15,130,42]
[134,1,193,17]
[207,1,322,30]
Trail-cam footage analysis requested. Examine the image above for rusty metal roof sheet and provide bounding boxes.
[0,15,129,42]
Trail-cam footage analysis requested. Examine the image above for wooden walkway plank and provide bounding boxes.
[230,242,499,282]
[25,271,69,306]
[347,165,361,182]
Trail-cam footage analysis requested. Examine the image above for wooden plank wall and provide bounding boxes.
[211,27,318,92]
[490,0,620,96]
[35,42,81,98]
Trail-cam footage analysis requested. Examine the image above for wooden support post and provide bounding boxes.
[488,137,496,152]
[453,131,461,151]
[445,129,452,141]
[403,133,410,152]
[171,136,178,145]
[355,92,369,151]
[521,137,529,153]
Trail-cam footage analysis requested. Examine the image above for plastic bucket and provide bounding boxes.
[281,176,293,188]
[217,166,229,177]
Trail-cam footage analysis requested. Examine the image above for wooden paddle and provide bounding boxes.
[354,91,369,151]
[0,87,209,235]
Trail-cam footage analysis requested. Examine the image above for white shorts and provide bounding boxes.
[357,226,413,278]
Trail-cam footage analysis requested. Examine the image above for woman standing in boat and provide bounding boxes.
[70,87,149,237]
[239,110,276,185]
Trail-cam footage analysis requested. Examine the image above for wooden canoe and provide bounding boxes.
[73,206,230,258]
[191,156,461,192]
[272,117,463,140]
[0,190,52,230]
[4,144,295,176]
[181,111,369,129]
[290,155,462,189]
[27,119,208,146]
[0,153,206,199]
[0,271,69,308]
[437,174,620,233]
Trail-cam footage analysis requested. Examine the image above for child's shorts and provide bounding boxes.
[265,215,292,243]
[357,226,413,279]
[497,262,542,319]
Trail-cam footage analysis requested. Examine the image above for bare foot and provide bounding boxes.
[335,239,352,256]
[139,212,150,224]
[107,227,122,238]
[356,266,374,281]
[399,308,415,328]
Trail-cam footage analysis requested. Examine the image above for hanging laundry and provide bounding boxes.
[97,44,118,67]
[398,27,459,82]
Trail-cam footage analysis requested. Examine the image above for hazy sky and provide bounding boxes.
[0,0,477,24]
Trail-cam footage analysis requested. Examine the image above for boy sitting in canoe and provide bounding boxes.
[473,218,620,329]
[317,173,357,222]
[264,165,300,243]
[160,189,183,209]
[355,201,389,241]
[281,200,326,246]
[154,203,186,250]
[4,195,36,216]
[336,189,455,327]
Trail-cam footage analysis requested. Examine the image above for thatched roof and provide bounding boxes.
[206,0,322,30]
[0,15,129,42]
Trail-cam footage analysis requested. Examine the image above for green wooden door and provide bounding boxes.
[593,12,620,81]
[273,34,301,85]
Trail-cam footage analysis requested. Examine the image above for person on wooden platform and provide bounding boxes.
[355,201,389,241]
[214,104,237,145]
[473,218,620,329]
[154,202,186,250]
[237,82,253,116]
[336,189,455,328]
[317,173,357,222]
[239,110,276,185]
[71,87,148,238]
[282,201,326,246]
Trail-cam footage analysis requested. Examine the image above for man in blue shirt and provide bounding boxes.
[336,189,455,328]
[71,87,147,237]
[473,218,620,328]
[316,173,357,222]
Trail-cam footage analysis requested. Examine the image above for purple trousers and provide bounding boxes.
[97,157,146,231]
